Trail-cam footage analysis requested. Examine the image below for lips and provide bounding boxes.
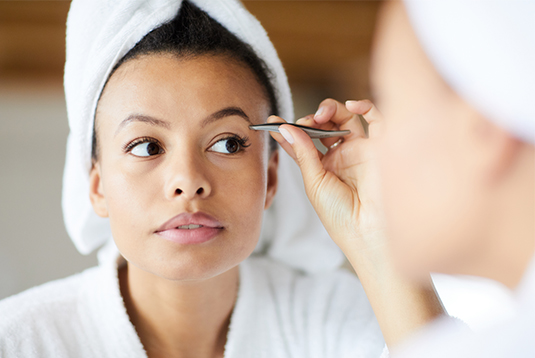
[155,212,224,244]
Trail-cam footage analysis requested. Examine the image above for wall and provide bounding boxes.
[0,83,97,299]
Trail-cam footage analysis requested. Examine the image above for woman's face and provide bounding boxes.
[90,54,278,281]
[372,2,493,280]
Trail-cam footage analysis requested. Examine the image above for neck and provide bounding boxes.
[119,263,239,358]
[478,228,534,290]
[471,144,535,289]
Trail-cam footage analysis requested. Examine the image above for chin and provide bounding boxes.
[157,264,235,282]
[139,243,255,282]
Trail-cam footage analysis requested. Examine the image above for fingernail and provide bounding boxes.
[345,100,359,106]
[279,127,294,144]
[314,107,324,119]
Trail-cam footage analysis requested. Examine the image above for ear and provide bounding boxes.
[89,163,109,218]
[264,150,279,210]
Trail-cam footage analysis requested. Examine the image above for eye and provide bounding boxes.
[209,136,249,154]
[128,140,163,157]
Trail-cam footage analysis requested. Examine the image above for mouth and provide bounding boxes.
[176,224,204,229]
[155,212,224,244]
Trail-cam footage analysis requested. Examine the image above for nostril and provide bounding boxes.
[175,188,183,195]
[196,187,204,195]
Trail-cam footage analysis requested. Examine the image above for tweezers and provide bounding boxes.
[249,123,350,139]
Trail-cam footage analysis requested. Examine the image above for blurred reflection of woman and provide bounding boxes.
[270,1,534,357]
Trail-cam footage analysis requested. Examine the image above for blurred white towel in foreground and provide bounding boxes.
[392,258,534,357]
[405,0,535,145]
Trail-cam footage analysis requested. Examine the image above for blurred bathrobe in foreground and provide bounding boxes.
[0,0,386,357]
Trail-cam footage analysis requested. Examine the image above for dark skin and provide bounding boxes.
[89,54,278,358]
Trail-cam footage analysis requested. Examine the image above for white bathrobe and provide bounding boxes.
[0,255,386,358]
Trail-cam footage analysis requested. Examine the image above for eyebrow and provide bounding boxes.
[201,107,251,127]
[115,106,251,137]
[115,114,171,137]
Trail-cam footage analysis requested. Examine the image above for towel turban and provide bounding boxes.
[404,0,535,144]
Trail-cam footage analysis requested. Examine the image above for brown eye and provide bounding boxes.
[146,142,160,155]
[210,137,247,154]
[225,139,239,153]
[130,141,163,157]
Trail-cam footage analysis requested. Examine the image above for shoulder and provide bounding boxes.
[396,311,534,358]
[0,271,86,324]
[0,266,103,357]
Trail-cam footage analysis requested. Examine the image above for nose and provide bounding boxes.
[164,154,212,201]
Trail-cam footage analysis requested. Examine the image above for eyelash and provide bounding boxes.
[217,134,251,151]
[122,135,251,154]
[123,137,162,153]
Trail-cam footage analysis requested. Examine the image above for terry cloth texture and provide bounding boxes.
[0,256,386,358]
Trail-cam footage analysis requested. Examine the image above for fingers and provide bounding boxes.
[266,115,297,160]
[296,114,334,129]
[266,115,287,125]
[295,115,340,148]
[345,100,384,139]
[313,98,366,140]
[277,123,327,199]
[345,99,379,122]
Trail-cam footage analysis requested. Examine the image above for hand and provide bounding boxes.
[268,98,386,258]
[269,99,445,347]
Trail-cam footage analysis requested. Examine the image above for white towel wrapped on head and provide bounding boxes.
[404,0,535,144]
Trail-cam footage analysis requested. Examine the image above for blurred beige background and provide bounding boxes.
[0,0,515,331]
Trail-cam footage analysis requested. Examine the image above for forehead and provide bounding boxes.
[96,53,270,124]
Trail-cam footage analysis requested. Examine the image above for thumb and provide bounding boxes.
[279,124,326,199]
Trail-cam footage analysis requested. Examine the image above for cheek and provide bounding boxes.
[102,165,161,241]
[215,153,268,236]
[379,111,485,277]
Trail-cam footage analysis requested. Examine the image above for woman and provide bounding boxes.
[271,0,534,356]
[0,1,393,357]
